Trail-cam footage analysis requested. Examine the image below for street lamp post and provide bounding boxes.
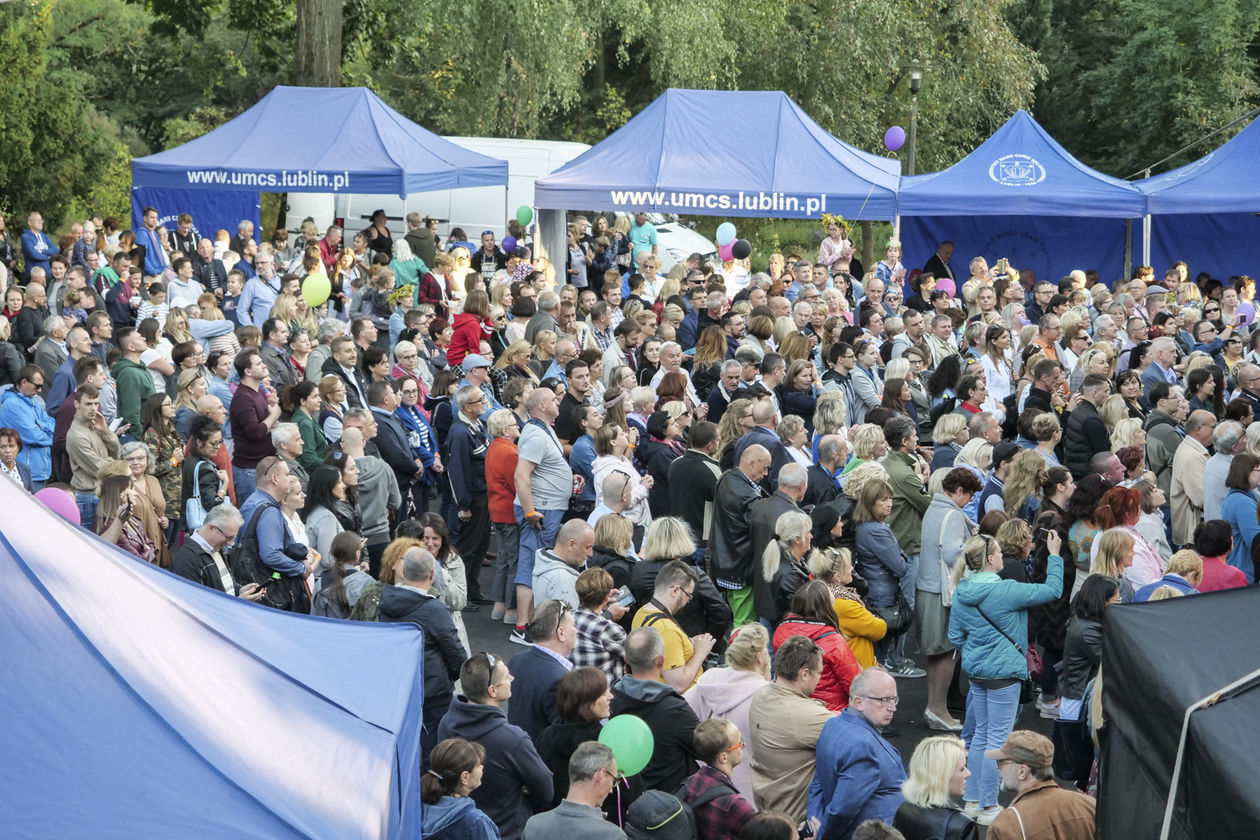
[908,62,923,176]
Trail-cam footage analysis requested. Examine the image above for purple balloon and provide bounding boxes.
[36,487,80,524]
[501,235,517,254]
[885,126,906,152]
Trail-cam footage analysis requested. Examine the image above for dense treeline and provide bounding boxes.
[0,0,1256,228]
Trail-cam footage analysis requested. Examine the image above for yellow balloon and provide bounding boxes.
[302,274,332,307]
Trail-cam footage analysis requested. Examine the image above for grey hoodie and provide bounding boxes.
[354,453,401,542]
[531,548,580,607]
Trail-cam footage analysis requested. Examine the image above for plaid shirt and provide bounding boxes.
[682,765,756,840]
[571,607,626,682]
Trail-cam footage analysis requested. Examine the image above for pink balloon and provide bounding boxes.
[36,486,80,525]
[885,126,906,152]
[935,277,956,297]
[718,242,735,262]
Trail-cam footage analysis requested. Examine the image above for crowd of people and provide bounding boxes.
[7,203,1248,840]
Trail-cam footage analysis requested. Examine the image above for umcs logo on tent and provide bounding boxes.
[989,154,1046,187]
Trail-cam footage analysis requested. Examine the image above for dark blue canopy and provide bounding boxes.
[132,86,507,197]
[1138,116,1260,214]
[535,89,901,219]
[0,481,426,838]
[898,110,1145,218]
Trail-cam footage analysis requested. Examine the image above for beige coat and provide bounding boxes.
[65,417,120,494]
[1170,435,1209,547]
[748,680,835,822]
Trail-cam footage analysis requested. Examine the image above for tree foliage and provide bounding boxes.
[1009,0,1260,177]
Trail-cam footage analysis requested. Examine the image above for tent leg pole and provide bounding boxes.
[1143,214,1151,267]
[1124,219,1133,280]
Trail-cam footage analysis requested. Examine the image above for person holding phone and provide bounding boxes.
[947,530,1064,826]
[95,473,158,564]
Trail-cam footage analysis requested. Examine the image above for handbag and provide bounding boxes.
[975,603,1036,705]
[872,587,914,637]
[183,460,210,530]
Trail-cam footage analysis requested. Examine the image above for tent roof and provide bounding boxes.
[1137,116,1260,214]
[1098,588,1260,839]
[132,86,508,197]
[0,482,425,838]
[898,110,1145,218]
[534,88,901,219]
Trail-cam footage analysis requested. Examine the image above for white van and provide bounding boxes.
[284,137,590,241]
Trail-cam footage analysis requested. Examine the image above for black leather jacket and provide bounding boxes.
[893,802,978,840]
[1059,616,1103,701]
[710,468,764,587]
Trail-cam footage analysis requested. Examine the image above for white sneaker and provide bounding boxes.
[977,806,1004,826]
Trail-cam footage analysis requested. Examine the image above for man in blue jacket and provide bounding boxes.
[507,598,576,739]
[809,668,907,839]
[0,365,55,489]
[437,651,553,840]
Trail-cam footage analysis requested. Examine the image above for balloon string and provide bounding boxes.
[856,183,877,220]
[616,777,624,829]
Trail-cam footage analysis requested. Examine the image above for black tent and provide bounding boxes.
[1099,587,1260,839]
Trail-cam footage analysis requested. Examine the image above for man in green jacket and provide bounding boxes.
[110,327,155,437]
[880,414,930,678]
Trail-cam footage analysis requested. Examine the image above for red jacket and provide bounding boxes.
[773,616,861,711]
[485,436,519,523]
[448,312,488,367]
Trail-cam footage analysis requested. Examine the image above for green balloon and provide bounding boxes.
[598,714,654,776]
[516,205,534,226]
[302,274,332,308]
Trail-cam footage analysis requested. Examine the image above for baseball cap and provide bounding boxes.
[462,354,491,370]
[985,730,1054,768]
[993,441,1020,468]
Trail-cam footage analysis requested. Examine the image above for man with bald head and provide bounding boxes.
[711,444,770,625]
[191,394,236,502]
[733,396,790,492]
[1236,364,1260,419]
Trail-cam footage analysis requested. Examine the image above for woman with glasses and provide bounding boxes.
[180,416,227,525]
[640,410,683,518]
[948,530,1063,825]
[394,374,438,518]
[317,375,348,444]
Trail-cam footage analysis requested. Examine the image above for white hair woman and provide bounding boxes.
[759,507,814,626]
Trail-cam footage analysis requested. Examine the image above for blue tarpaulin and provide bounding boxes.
[534,89,901,219]
[897,111,1143,283]
[898,110,1145,218]
[132,86,508,197]
[1136,116,1260,279]
[0,481,426,839]
[130,186,261,247]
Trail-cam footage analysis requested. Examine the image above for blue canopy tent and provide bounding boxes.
[130,85,508,242]
[898,110,1146,288]
[532,88,901,274]
[0,481,426,839]
[535,88,900,220]
[1137,116,1260,282]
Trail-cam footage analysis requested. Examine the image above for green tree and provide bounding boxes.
[1018,0,1259,177]
[0,2,126,228]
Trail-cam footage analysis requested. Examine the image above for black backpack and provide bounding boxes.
[230,501,310,613]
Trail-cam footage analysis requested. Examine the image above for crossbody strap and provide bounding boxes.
[976,602,1025,658]
[1011,804,1027,840]
[192,459,204,504]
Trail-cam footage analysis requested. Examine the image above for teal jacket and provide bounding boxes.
[947,554,1063,680]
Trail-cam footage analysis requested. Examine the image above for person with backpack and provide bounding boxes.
[679,719,756,840]
[234,455,315,613]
